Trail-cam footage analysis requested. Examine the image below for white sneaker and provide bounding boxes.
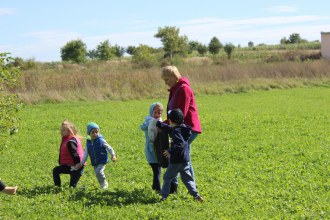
[100,182,108,190]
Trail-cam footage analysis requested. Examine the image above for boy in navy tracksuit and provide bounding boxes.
[156,109,203,202]
[75,122,116,189]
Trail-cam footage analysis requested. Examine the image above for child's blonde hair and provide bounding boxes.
[154,102,163,111]
[61,120,77,136]
[161,65,181,79]
[61,120,85,141]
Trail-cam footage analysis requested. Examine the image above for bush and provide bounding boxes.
[9,57,37,70]
[0,53,22,153]
[132,45,158,68]
[60,39,87,63]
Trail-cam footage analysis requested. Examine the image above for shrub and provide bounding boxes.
[132,44,157,68]
[60,39,87,63]
[208,36,222,54]
[0,53,22,153]
[224,43,235,59]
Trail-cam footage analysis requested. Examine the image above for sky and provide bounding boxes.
[1,0,330,62]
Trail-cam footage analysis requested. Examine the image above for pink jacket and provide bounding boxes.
[59,136,84,166]
[166,77,202,133]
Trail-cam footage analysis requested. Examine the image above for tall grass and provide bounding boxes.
[14,58,330,104]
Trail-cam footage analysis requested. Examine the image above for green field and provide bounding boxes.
[1,87,329,219]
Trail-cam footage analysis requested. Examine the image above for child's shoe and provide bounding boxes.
[194,195,204,202]
[160,197,166,202]
[100,181,108,190]
[3,186,18,195]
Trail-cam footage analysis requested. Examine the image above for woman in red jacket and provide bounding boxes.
[160,65,202,193]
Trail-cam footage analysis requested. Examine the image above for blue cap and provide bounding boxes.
[87,122,99,135]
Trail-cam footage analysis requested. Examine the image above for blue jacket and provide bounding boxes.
[86,135,109,166]
[156,121,192,164]
[140,102,162,163]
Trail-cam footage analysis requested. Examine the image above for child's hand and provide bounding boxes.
[163,150,170,159]
[111,155,117,162]
[74,163,82,170]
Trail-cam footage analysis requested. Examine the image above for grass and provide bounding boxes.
[1,87,329,219]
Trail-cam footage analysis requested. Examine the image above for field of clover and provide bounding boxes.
[1,87,329,219]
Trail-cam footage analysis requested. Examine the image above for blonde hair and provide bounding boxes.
[161,65,181,79]
[154,102,163,111]
[61,120,85,141]
[61,120,77,136]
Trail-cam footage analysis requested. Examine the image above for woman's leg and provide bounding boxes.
[187,132,198,180]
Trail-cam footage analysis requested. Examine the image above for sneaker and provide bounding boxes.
[194,195,204,202]
[160,198,166,202]
[100,182,108,190]
[3,186,18,195]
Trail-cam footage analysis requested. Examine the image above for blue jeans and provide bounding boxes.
[162,162,198,199]
[172,132,198,186]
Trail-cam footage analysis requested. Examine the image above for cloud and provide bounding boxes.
[178,15,330,44]
[266,5,298,13]
[179,15,328,29]
[83,30,161,49]
[0,8,14,16]
[3,14,330,62]
[24,30,83,45]
[0,30,84,61]
[6,29,161,61]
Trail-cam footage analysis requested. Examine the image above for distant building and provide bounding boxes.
[321,32,330,59]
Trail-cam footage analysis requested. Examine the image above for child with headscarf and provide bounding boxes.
[140,102,164,192]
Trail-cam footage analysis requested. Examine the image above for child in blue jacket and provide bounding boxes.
[75,122,116,190]
[140,102,164,192]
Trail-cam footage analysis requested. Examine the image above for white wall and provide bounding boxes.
[321,32,330,59]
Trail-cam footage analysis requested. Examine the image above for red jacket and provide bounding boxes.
[166,77,202,133]
[59,136,84,166]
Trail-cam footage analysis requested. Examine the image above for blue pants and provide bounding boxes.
[172,132,198,187]
[162,162,198,199]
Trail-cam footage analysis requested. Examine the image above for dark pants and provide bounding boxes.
[0,180,6,191]
[149,163,161,191]
[53,165,84,187]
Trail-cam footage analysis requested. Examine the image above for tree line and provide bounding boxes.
[60,26,310,64]
[7,26,316,69]
[60,26,231,64]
